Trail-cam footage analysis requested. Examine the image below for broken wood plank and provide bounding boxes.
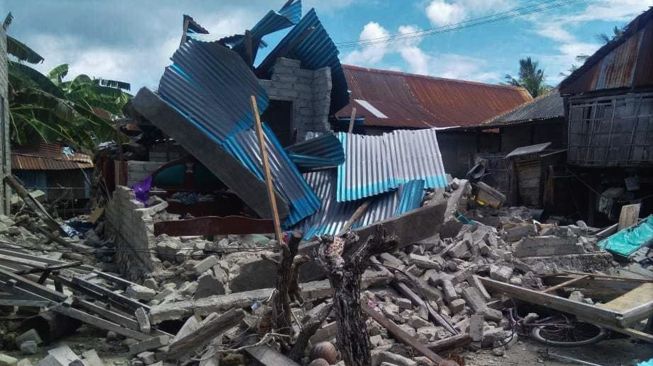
[68,275,148,312]
[75,299,141,331]
[542,275,590,293]
[599,283,653,324]
[128,335,170,355]
[246,345,301,366]
[427,333,471,352]
[53,305,151,340]
[135,307,151,334]
[165,308,246,360]
[479,276,625,328]
[618,203,641,230]
[362,303,446,365]
[0,267,67,302]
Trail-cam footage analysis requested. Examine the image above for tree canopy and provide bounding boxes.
[504,57,550,98]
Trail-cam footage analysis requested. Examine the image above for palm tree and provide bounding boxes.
[5,13,130,151]
[504,57,549,98]
[596,26,624,44]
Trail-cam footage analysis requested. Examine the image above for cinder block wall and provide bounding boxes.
[105,186,164,280]
[260,57,333,141]
[127,161,163,186]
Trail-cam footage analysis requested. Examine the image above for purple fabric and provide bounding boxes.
[132,176,153,204]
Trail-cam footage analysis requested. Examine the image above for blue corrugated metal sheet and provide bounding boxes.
[296,169,424,240]
[257,8,349,113]
[158,39,319,226]
[279,0,302,24]
[336,129,447,202]
[285,133,344,170]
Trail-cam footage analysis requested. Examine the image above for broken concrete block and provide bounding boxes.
[480,307,503,322]
[137,352,157,365]
[396,297,412,310]
[482,326,511,347]
[461,287,486,313]
[509,276,523,286]
[406,264,423,277]
[15,329,42,346]
[41,346,81,366]
[447,239,471,259]
[441,279,459,303]
[126,284,157,301]
[469,314,484,342]
[0,355,17,366]
[142,278,159,291]
[135,307,151,334]
[503,224,535,242]
[407,315,431,329]
[470,275,492,301]
[512,236,584,258]
[193,255,220,275]
[80,350,104,366]
[449,299,466,314]
[569,290,584,303]
[489,265,513,283]
[379,253,403,267]
[19,341,38,355]
[408,254,441,270]
[194,271,225,299]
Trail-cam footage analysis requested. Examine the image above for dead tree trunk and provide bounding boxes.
[318,228,399,366]
[272,231,303,338]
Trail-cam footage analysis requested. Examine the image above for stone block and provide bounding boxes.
[193,255,220,275]
[469,314,484,342]
[449,298,466,314]
[15,329,42,345]
[489,265,513,283]
[512,236,584,258]
[126,284,156,301]
[502,224,535,242]
[194,271,225,299]
[461,287,486,313]
[408,254,441,270]
[19,341,38,355]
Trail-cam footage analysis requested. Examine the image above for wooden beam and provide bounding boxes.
[479,276,624,328]
[0,267,67,302]
[53,305,151,340]
[347,107,357,134]
[542,275,590,293]
[131,88,289,220]
[165,308,246,360]
[250,96,283,243]
[427,333,471,352]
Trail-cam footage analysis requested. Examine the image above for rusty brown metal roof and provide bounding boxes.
[483,89,564,127]
[560,7,653,94]
[12,142,94,170]
[336,65,532,128]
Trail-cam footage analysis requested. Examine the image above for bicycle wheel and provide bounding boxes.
[531,321,608,347]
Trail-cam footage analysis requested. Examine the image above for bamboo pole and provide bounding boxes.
[347,107,357,134]
[250,96,284,244]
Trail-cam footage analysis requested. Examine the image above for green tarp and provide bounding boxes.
[599,215,653,257]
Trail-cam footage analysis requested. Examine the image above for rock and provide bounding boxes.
[194,271,225,299]
[193,255,220,275]
[142,278,158,291]
[569,290,584,303]
[179,281,198,296]
[126,285,156,301]
[0,355,18,366]
[489,265,513,283]
[15,329,42,346]
[449,299,466,314]
[19,341,38,355]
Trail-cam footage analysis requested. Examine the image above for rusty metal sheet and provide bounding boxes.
[153,216,274,237]
[12,142,93,170]
[336,64,532,128]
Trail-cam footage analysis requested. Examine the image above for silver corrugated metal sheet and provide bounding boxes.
[256,8,349,113]
[336,129,447,202]
[158,39,319,226]
[296,169,424,240]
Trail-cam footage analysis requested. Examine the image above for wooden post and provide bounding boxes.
[337,200,371,235]
[250,96,283,243]
[347,107,357,134]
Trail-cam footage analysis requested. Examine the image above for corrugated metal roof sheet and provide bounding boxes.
[483,89,564,126]
[12,143,93,171]
[560,8,653,94]
[158,39,319,226]
[285,133,344,170]
[336,65,532,128]
[257,8,349,113]
[295,169,424,240]
[336,129,447,202]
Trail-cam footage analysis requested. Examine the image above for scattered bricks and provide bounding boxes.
[193,255,220,275]
[135,308,151,334]
[480,307,503,322]
[136,352,157,365]
[469,314,484,342]
[441,279,459,303]
[449,299,466,314]
[19,341,38,355]
[489,265,513,283]
[512,236,584,258]
[447,239,471,259]
[407,315,431,329]
[194,271,225,299]
[379,253,403,267]
[502,224,535,242]
[15,329,42,346]
[408,254,441,270]
[128,335,170,355]
[126,284,157,301]
[396,297,412,310]
[0,356,17,366]
[461,287,487,314]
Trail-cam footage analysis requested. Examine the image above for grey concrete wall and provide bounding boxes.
[0,27,10,214]
[127,160,163,186]
[259,57,332,141]
[105,186,163,280]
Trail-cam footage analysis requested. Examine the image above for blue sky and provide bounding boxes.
[3,0,652,93]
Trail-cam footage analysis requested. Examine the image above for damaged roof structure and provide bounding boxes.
[130,0,448,237]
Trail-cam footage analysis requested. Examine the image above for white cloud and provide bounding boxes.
[343,22,499,83]
[569,0,653,23]
[342,22,390,65]
[425,0,514,26]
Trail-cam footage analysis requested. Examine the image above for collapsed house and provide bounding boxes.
[0,2,652,366]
